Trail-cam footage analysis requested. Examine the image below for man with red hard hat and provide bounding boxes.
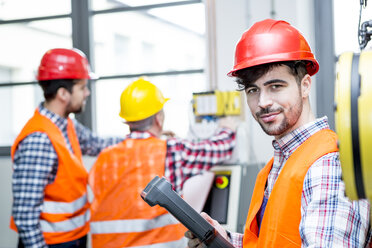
[186,19,371,247]
[10,48,122,248]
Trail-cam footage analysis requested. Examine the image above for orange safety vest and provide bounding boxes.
[89,137,187,248]
[10,109,90,245]
[243,129,338,248]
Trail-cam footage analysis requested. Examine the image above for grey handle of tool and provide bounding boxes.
[141,176,234,248]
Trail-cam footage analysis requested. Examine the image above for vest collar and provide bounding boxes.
[38,102,68,131]
[128,131,156,139]
[272,116,330,157]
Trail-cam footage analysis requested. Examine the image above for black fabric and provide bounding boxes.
[18,235,87,248]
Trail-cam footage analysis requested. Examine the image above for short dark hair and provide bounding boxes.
[234,60,308,91]
[38,79,77,101]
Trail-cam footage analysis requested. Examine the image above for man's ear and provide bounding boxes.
[56,87,71,103]
[154,111,164,128]
[154,112,162,127]
[301,74,312,98]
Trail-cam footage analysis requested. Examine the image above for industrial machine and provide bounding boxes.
[188,90,243,140]
[186,89,261,232]
[335,51,372,211]
[335,0,372,220]
[192,90,242,117]
[186,89,260,232]
[203,164,260,233]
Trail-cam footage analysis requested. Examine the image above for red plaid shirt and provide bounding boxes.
[127,128,235,194]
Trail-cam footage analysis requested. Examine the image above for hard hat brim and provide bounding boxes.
[88,71,99,80]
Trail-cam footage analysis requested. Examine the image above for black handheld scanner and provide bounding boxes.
[141,176,234,248]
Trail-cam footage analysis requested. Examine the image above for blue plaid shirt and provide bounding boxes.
[12,103,122,248]
[229,117,371,247]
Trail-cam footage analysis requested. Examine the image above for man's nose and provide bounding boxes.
[258,92,273,109]
[85,87,91,97]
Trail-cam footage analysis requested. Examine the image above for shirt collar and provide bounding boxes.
[38,102,68,130]
[272,116,330,156]
[127,131,155,139]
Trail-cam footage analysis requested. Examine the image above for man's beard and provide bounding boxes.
[65,101,85,116]
[72,107,83,114]
[255,100,303,136]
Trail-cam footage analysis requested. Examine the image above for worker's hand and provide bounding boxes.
[184,230,206,248]
[162,130,176,138]
[184,212,228,248]
[218,116,239,132]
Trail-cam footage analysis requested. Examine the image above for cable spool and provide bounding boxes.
[335,51,372,206]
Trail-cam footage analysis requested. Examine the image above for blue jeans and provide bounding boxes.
[18,235,87,248]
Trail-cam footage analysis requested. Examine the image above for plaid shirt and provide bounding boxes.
[125,128,236,195]
[230,117,371,248]
[12,103,123,248]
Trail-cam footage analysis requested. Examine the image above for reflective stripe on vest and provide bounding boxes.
[42,194,87,214]
[90,213,179,234]
[41,209,90,233]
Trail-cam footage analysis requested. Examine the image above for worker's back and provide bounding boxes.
[89,137,187,248]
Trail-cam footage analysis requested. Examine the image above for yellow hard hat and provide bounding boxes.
[119,78,169,121]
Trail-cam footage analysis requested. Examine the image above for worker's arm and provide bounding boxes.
[73,119,124,156]
[162,130,176,138]
[180,125,236,169]
[12,132,57,248]
[165,126,235,193]
[300,152,370,247]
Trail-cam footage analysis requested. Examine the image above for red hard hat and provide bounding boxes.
[37,48,97,81]
[227,19,319,77]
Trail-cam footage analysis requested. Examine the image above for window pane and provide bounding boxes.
[0,0,70,20]
[0,19,72,83]
[92,0,197,10]
[0,85,43,146]
[95,74,207,139]
[92,3,205,76]
[148,4,205,35]
[0,19,72,146]
[333,0,372,55]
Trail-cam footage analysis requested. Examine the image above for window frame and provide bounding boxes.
[0,0,203,156]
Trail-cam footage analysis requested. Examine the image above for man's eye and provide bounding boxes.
[271,84,282,89]
[246,88,257,94]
